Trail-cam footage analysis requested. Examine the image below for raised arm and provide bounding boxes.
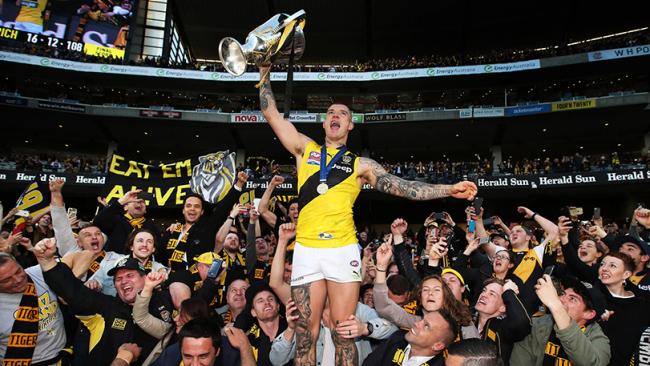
[259,66,312,158]
[269,223,294,304]
[358,157,477,201]
[258,175,283,228]
[214,204,242,253]
[518,206,558,238]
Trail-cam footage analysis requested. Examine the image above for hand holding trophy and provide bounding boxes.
[218,10,306,86]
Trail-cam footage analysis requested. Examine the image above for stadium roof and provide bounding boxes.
[174,0,649,62]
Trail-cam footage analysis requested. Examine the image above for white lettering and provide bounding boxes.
[575,175,596,183]
[539,176,573,185]
[607,171,644,181]
[16,173,36,181]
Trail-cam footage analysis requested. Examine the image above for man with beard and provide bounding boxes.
[158,172,247,273]
[236,282,286,366]
[259,66,477,366]
[245,207,272,284]
[94,189,161,254]
[32,238,174,366]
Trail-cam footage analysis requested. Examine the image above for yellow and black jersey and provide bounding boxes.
[296,141,360,248]
[15,0,47,25]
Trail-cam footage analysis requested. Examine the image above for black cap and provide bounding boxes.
[490,230,510,242]
[560,276,606,320]
[621,234,650,255]
[107,257,147,277]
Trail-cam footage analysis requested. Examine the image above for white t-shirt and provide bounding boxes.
[0,265,66,363]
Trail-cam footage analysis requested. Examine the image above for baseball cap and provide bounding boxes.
[194,252,222,265]
[107,257,147,277]
[620,234,650,255]
[560,276,606,320]
[490,230,510,243]
[442,268,465,286]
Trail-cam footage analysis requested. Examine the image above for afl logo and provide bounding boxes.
[342,155,352,164]
[350,260,359,267]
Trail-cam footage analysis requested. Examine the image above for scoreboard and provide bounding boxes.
[0,27,84,52]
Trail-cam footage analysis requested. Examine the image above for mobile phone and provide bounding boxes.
[472,197,484,213]
[207,259,224,279]
[483,217,494,227]
[560,206,571,218]
[15,210,30,218]
[468,220,476,234]
[593,207,601,220]
[137,192,153,201]
[67,207,78,218]
[479,236,490,245]
[544,265,555,276]
[568,206,583,217]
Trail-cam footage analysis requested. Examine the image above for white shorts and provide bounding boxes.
[291,242,362,286]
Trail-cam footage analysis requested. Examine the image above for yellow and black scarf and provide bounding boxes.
[542,326,587,366]
[124,213,146,229]
[86,250,106,278]
[166,225,192,270]
[4,275,39,364]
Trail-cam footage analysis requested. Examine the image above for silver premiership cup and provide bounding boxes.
[218,9,306,76]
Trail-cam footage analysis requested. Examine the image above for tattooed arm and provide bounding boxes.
[258,66,312,157]
[358,157,478,201]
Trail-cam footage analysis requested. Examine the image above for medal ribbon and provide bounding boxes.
[319,144,347,185]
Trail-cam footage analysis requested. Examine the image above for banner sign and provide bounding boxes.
[476,170,650,189]
[588,44,650,62]
[318,113,365,123]
[105,153,197,208]
[37,100,86,113]
[0,50,540,82]
[472,107,505,118]
[0,95,27,106]
[230,113,318,123]
[505,103,551,116]
[551,99,596,112]
[364,113,407,122]
[140,110,183,119]
[0,170,106,186]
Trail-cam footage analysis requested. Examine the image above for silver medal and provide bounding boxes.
[317,183,329,195]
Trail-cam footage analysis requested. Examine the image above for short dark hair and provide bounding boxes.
[179,317,221,352]
[182,193,204,208]
[606,251,635,272]
[387,274,410,296]
[124,228,158,254]
[446,339,502,366]
[0,252,17,267]
[436,308,459,346]
[180,298,210,320]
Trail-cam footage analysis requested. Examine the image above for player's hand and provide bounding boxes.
[450,181,477,201]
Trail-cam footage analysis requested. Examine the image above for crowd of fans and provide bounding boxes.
[2,169,650,366]
[0,71,645,114]
[0,153,106,173]
[3,150,648,184]
[1,28,647,73]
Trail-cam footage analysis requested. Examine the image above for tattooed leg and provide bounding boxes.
[332,329,359,366]
[292,280,327,366]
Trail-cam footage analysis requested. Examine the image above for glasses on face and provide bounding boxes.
[494,254,510,262]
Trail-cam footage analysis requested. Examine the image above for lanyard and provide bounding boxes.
[319,144,347,183]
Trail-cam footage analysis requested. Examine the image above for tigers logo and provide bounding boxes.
[190,151,237,204]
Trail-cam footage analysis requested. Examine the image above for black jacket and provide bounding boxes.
[94,199,161,254]
[43,263,174,366]
[362,331,444,366]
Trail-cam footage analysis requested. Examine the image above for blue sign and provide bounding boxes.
[505,103,551,116]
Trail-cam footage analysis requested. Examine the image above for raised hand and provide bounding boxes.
[278,222,296,242]
[49,178,65,192]
[450,181,477,201]
[118,189,142,205]
[390,218,408,237]
[270,175,285,187]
